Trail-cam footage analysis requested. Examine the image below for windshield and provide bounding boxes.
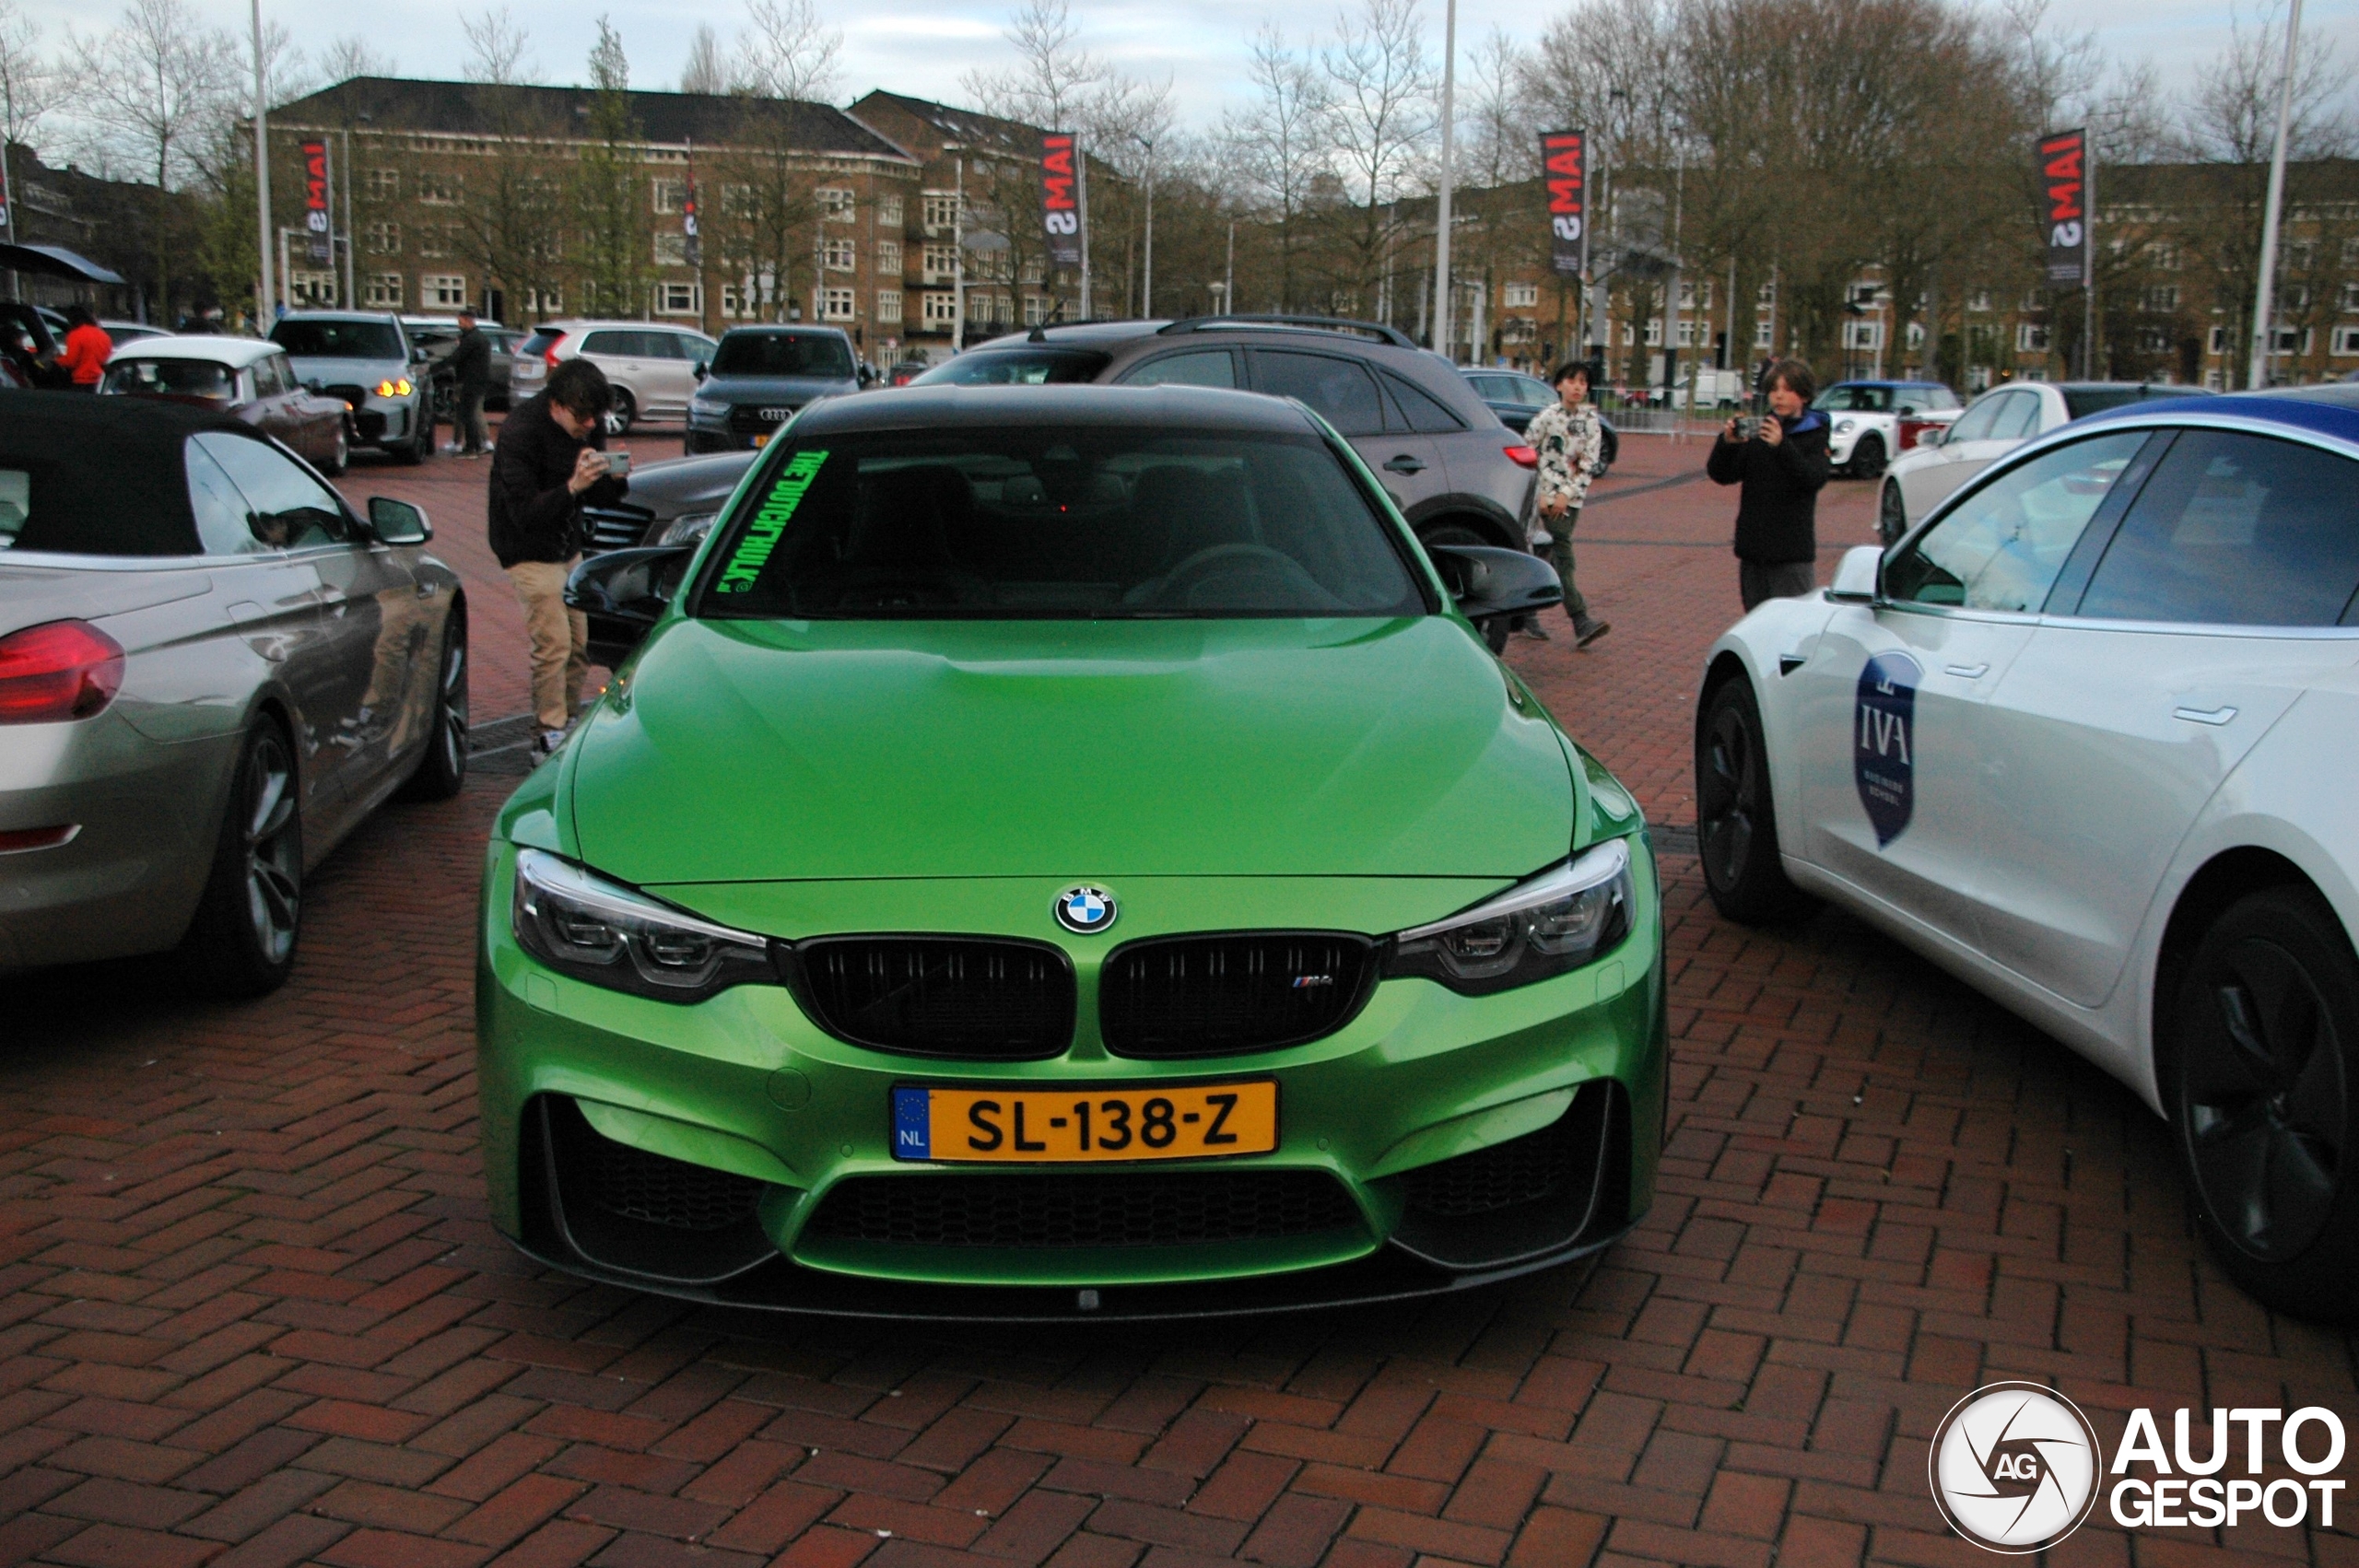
[698,426,1423,621]
[102,357,239,401]
[271,320,404,359]
[1814,384,1894,413]
[713,332,855,380]
[2061,384,2180,419]
[910,349,1111,386]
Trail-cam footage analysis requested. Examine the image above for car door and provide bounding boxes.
[1789,427,2154,947]
[1969,426,2359,1008]
[1901,389,2013,521]
[1115,346,1242,389]
[1246,348,1448,517]
[197,432,415,815]
[580,329,644,412]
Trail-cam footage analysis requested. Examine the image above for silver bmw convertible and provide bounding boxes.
[0,390,467,994]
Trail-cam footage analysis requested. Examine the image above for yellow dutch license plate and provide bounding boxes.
[891,1082,1278,1164]
[752,432,771,447]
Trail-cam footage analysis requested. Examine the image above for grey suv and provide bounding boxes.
[909,317,1539,553]
[269,311,434,463]
[686,325,861,453]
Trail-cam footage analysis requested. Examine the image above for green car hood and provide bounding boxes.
[566,614,1580,883]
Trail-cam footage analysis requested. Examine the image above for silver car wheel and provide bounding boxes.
[437,621,469,776]
[241,732,301,964]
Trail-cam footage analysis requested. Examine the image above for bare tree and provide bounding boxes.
[462,6,535,87]
[0,0,56,153]
[679,23,726,95]
[963,0,1104,135]
[734,0,840,101]
[1220,27,1332,310]
[68,0,238,322]
[1321,0,1437,311]
[318,34,395,84]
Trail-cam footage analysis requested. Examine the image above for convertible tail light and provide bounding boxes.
[1504,444,1538,468]
[0,620,125,724]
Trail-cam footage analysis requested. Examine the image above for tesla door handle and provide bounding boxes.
[1381,454,1426,474]
[1942,662,1989,678]
[2173,705,2238,726]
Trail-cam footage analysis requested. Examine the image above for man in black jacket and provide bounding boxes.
[489,357,628,755]
[449,310,493,457]
[1707,357,1832,610]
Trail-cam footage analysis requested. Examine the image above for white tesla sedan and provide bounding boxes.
[1695,385,2359,1316]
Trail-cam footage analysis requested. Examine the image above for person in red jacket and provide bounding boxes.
[57,307,112,391]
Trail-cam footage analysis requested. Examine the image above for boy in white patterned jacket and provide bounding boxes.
[1520,361,1610,647]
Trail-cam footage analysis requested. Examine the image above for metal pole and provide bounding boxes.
[1077,139,1091,320]
[3,74,20,300]
[952,153,964,353]
[1139,137,1154,318]
[2082,149,2095,379]
[2248,0,2303,390]
[1225,219,1234,315]
[1431,0,1456,357]
[1666,145,1682,415]
[252,0,274,322]
[340,128,355,308]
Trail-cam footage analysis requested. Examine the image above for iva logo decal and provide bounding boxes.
[1854,652,1919,847]
[1930,1383,2104,1553]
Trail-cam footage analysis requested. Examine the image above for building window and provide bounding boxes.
[816,187,855,222]
[524,287,563,315]
[921,193,958,231]
[654,232,689,265]
[365,222,400,256]
[2016,322,2048,353]
[1675,320,1700,347]
[2208,325,2228,354]
[289,270,337,305]
[1503,316,1537,344]
[2270,326,2310,355]
[651,179,686,214]
[420,275,468,309]
[921,290,958,325]
[1502,281,1538,309]
[417,173,463,205]
[825,238,856,272]
[878,193,903,227]
[364,273,404,309]
[2203,369,2224,390]
[921,243,958,282]
[364,168,401,201]
[1680,280,1711,310]
[1756,281,1777,304]
[1642,318,1661,346]
[1024,295,1048,326]
[1019,256,1045,286]
[2142,286,2179,312]
[2330,326,2359,357]
[821,287,855,321]
[1842,320,1883,350]
[2136,327,2170,353]
[417,226,451,260]
[876,289,902,324]
[657,281,701,316]
[876,240,902,275]
[1754,318,1773,348]
[2147,243,2181,271]
[1967,288,1991,312]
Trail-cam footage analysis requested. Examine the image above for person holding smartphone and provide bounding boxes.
[1707,357,1831,611]
[488,357,629,757]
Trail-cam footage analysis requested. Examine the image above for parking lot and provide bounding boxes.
[4,430,2353,1568]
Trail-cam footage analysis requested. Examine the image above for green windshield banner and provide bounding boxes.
[714,450,827,594]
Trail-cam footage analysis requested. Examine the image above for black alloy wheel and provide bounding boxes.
[401,613,469,802]
[604,388,638,437]
[1694,677,1814,924]
[2173,885,2358,1317]
[1850,433,1887,480]
[1877,481,1907,545]
[180,723,304,997]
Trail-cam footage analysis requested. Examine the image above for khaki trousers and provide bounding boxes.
[507,558,588,731]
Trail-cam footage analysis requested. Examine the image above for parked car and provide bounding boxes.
[1696,381,2359,1316]
[572,449,762,556]
[1877,380,2212,543]
[100,321,167,345]
[685,325,861,453]
[1460,367,1619,475]
[479,381,1655,1318]
[0,390,466,995]
[1810,380,1962,479]
[0,301,65,387]
[910,317,1541,558]
[405,316,521,415]
[269,310,434,464]
[509,320,719,434]
[100,336,353,474]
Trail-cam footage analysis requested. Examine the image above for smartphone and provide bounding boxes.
[1731,416,1760,441]
[604,451,632,478]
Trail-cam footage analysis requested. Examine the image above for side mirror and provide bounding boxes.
[692,360,709,380]
[411,346,430,365]
[1427,544,1564,626]
[368,497,432,544]
[1826,544,1881,603]
[566,545,693,667]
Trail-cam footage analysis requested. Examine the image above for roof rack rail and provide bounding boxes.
[1156,313,1420,349]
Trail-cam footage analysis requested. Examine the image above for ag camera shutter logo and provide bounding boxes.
[1929,1383,2102,1553]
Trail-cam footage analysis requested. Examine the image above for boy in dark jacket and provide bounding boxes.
[1707,357,1831,610]
[489,357,628,755]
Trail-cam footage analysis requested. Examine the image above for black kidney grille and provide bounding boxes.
[588,1136,765,1233]
[794,938,1074,1059]
[805,1169,1361,1248]
[1101,933,1376,1059]
[1398,1112,1581,1218]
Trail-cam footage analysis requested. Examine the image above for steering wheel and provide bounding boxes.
[1145,543,1321,607]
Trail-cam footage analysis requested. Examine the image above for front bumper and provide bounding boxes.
[685,406,784,453]
[475,841,1666,1318]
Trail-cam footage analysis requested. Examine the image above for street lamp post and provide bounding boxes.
[252,0,275,321]
[1133,134,1155,319]
[2248,0,2305,390]
[1431,0,1456,358]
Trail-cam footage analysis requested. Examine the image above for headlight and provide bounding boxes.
[511,848,777,1002]
[688,396,726,416]
[375,377,414,398]
[1383,838,1634,995]
[659,511,719,545]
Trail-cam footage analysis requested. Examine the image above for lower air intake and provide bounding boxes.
[589,1134,766,1233]
[805,1169,1362,1247]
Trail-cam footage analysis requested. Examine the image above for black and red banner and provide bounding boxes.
[1542,129,1587,278]
[300,139,331,263]
[2038,127,2088,287]
[1040,133,1081,270]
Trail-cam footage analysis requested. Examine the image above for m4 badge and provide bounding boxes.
[1854,653,1919,847]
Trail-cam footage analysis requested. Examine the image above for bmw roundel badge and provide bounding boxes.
[1054,884,1117,934]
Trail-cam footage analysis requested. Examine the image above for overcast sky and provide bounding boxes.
[32,0,2359,138]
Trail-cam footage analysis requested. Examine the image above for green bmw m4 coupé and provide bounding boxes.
[476,384,1664,1318]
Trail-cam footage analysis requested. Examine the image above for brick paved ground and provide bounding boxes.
[5,427,2355,1568]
